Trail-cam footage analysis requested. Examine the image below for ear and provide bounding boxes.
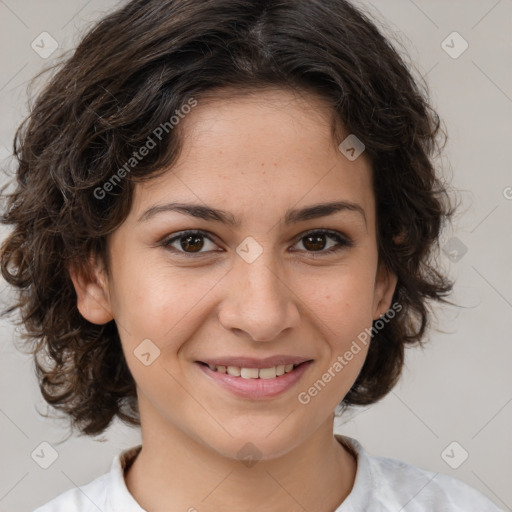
[68,255,114,325]
[372,260,398,321]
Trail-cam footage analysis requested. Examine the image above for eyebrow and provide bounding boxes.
[137,200,367,227]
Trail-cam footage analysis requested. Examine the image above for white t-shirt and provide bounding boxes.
[33,434,504,511]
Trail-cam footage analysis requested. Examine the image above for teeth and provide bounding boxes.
[241,367,259,379]
[208,363,299,379]
[258,367,277,379]
[227,366,241,376]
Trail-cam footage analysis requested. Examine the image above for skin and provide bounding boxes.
[70,87,397,512]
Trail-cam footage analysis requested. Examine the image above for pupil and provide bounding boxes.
[304,234,325,251]
[182,234,203,252]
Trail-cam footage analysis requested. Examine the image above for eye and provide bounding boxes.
[291,229,353,256]
[161,230,219,256]
[160,229,353,257]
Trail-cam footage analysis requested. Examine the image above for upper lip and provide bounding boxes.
[197,355,312,368]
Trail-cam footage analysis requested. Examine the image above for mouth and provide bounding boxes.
[196,361,306,379]
[194,359,313,399]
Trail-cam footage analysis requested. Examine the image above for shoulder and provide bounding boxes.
[32,444,143,512]
[369,452,503,511]
[32,473,110,512]
[336,435,504,511]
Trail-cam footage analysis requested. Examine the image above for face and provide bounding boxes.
[71,88,397,460]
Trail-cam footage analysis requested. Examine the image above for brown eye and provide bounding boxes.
[162,230,218,255]
[160,229,353,258]
[292,230,353,255]
[302,233,328,251]
[179,233,205,253]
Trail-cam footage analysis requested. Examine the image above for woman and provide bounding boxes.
[1,0,503,510]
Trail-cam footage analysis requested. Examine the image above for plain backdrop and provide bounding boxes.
[0,1,511,511]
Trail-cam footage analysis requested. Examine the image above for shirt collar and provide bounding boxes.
[107,444,145,511]
[334,434,373,511]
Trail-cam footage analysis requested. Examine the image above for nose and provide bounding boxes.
[217,254,301,342]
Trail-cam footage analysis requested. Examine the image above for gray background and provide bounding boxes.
[0,1,511,511]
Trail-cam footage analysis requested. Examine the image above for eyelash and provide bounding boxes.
[160,229,353,258]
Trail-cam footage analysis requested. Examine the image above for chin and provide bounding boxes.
[199,423,308,463]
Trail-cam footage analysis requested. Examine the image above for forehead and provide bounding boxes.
[129,88,375,228]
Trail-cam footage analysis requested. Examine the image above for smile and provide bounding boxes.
[204,363,298,379]
[195,360,313,399]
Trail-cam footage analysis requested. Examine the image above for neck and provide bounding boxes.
[125,414,356,512]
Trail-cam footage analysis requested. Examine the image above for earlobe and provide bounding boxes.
[372,262,398,320]
[68,257,114,325]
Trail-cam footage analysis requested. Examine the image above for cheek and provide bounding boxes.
[111,260,225,347]
[298,262,377,333]
[296,271,375,409]
[110,266,221,403]
[294,261,377,395]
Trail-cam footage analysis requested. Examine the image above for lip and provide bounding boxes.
[195,359,313,399]
[197,355,311,368]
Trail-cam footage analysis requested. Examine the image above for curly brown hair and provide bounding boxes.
[0,0,457,437]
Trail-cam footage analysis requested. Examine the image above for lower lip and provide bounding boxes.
[195,361,313,399]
